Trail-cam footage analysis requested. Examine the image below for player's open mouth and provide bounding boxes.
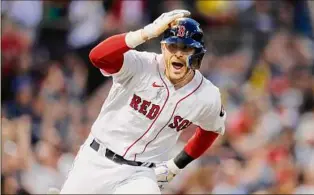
[172,62,184,70]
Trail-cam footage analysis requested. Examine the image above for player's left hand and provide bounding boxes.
[154,159,181,189]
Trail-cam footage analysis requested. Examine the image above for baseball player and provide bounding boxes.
[59,9,226,194]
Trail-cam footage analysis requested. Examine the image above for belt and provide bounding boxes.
[90,139,156,168]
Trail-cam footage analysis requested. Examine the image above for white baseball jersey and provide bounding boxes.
[91,50,226,163]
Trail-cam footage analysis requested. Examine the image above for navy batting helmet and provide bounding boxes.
[161,17,206,70]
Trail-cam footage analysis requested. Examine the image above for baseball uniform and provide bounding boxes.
[60,13,226,194]
[60,47,225,194]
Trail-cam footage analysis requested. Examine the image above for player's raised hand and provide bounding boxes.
[125,9,190,48]
[154,159,181,189]
[142,10,190,40]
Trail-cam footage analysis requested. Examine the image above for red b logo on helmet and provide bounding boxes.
[177,25,185,37]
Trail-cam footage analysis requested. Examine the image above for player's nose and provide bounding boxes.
[174,50,184,58]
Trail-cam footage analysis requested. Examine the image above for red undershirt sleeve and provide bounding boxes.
[174,127,219,169]
[184,127,219,158]
[89,33,130,74]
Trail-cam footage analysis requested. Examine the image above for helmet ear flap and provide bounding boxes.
[187,50,206,70]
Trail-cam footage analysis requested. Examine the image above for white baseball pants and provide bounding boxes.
[60,134,161,194]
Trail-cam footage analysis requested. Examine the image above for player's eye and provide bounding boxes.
[166,43,195,55]
[166,43,179,53]
[181,45,194,53]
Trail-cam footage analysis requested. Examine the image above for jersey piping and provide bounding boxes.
[134,74,204,160]
[122,66,170,158]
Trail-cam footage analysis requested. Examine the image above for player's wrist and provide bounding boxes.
[140,28,149,41]
[167,158,181,175]
[125,29,147,48]
[173,150,195,169]
[143,23,158,40]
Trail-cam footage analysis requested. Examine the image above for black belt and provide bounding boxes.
[90,139,155,168]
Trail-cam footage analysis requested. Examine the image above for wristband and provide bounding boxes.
[173,150,195,169]
[125,29,146,48]
[167,158,181,175]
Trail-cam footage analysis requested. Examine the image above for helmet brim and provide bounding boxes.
[161,37,203,49]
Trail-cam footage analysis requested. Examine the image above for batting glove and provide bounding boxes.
[154,159,181,189]
[125,9,190,48]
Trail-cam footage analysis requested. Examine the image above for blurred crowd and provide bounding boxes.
[1,0,314,194]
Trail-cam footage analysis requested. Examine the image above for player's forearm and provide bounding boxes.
[89,9,190,74]
[174,127,219,169]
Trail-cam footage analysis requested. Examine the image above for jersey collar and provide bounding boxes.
[156,54,203,95]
